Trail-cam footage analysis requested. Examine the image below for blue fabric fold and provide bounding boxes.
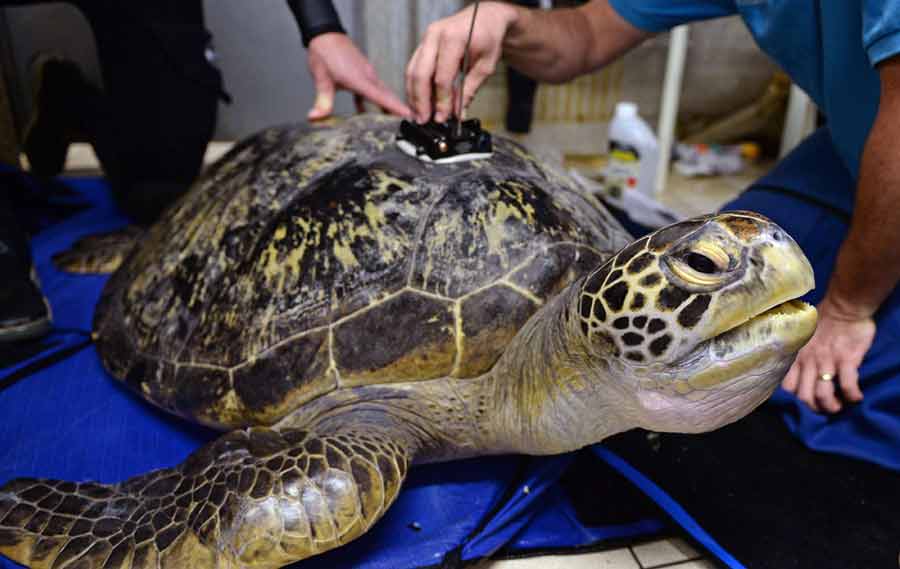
[591,447,746,569]
[6,134,895,569]
[744,128,855,218]
[723,128,900,472]
[0,177,667,569]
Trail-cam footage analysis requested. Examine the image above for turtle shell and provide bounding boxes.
[94,115,632,428]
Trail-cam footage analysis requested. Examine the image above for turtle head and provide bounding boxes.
[577,211,816,433]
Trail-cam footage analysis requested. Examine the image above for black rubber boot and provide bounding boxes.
[0,225,52,343]
[22,54,95,177]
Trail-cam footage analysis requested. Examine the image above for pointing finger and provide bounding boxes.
[348,75,411,117]
[407,26,442,123]
[308,62,336,121]
[432,36,467,123]
[405,45,422,117]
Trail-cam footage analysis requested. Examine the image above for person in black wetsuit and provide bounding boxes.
[0,0,410,343]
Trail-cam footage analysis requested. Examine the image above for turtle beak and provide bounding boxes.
[688,300,816,391]
[753,232,815,319]
[681,224,817,391]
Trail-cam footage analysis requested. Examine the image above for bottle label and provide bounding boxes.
[605,141,641,197]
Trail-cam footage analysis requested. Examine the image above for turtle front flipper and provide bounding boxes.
[0,424,411,568]
[52,226,143,274]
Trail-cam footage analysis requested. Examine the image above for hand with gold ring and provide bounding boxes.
[782,296,874,413]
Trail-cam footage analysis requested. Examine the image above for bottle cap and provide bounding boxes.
[739,142,761,161]
[615,102,638,117]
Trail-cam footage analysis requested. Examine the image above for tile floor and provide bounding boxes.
[49,142,765,569]
[484,537,715,569]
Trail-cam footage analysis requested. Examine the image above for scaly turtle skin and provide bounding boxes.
[0,115,817,569]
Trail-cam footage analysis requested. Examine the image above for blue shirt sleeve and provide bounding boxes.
[608,0,736,33]
[863,2,900,66]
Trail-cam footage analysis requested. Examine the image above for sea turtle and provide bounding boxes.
[0,115,816,569]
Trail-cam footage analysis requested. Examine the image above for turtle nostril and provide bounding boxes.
[685,252,719,274]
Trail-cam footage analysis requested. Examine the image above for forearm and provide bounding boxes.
[503,0,649,83]
[825,69,900,317]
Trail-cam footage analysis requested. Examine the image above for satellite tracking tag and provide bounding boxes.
[396,118,493,164]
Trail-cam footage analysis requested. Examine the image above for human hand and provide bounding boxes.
[782,296,875,413]
[306,32,411,120]
[405,1,517,124]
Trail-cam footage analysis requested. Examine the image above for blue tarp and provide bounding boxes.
[614,127,900,474]
[0,177,665,569]
[4,124,897,569]
[725,128,900,472]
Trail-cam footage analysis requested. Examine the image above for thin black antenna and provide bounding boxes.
[456,0,480,136]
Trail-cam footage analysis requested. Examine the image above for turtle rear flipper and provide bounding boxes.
[0,424,411,568]
[52,226,143,274]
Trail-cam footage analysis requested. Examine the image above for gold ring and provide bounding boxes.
[818,373,834,382]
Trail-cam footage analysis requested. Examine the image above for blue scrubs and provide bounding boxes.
[609,0,900,181]
[727,130,900,471]
[607,0,900,470]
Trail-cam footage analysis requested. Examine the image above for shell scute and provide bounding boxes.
[334,290,456,386]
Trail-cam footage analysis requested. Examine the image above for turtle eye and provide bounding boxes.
[685,252,719,274]
[667,245,731,287]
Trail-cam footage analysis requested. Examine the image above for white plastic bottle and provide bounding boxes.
[605,102,660,198]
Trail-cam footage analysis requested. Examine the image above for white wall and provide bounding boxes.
[205,0,360,138]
